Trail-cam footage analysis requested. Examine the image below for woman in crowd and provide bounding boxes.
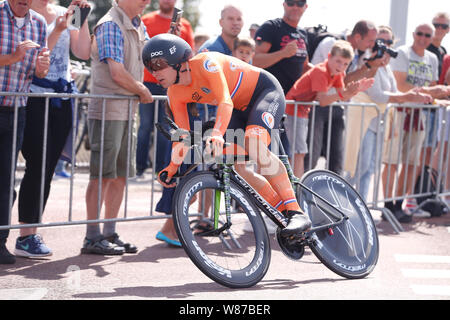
[15,0,91,258]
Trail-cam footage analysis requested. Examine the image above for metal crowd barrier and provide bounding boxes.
[378,104,450,218]
[0,92,169,232]
[1,91,448,234]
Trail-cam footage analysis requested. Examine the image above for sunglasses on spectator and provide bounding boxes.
[377,38,393,46]
[285,1,307,8]
[415,31,432,38]
[433,23,449,30]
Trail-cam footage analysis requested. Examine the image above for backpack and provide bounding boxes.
[414,165,447,217]
[304,24,343,61]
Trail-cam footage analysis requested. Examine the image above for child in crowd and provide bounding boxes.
[285,40,374,178]
[232,37,255,64]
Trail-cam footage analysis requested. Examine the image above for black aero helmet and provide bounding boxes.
[142,33,193,83]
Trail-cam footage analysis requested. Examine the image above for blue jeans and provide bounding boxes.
[0,107,26,241]
[136,82,170,173]
[352,129,377,201]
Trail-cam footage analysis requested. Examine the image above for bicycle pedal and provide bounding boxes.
[276,228,305,261]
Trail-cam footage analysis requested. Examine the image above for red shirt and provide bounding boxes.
[285,60,345,118]
[141,12,195,83]
[439,54,450,85]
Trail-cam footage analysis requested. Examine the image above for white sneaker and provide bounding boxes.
[403,198,431,218]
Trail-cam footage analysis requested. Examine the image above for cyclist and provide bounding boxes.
[143,33,312,237]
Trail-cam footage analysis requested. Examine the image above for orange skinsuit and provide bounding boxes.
[162,52,301,213]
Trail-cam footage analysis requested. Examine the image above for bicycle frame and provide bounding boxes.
[157,117,349,237]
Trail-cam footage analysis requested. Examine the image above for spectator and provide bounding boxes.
[136,0,194,177]
[233,37,255,64]
[428,12,449,184]
[345,26,433,206]
[306,20,380,175]
[439,54,450,85]
[199,5,243,56]
[13,0,91,259]
[82,0,152,256]
[434,54,450,200]
[253,0,311,156]
[194,33,209,54]
[198,4,244,120]
[285,40,374,179]
[389,22,450,219]
[428,12,449,77]
[0,0,50,264]
[249,23,259,39]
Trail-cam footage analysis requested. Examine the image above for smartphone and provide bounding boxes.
[68,5,91,29]
[169,8,183,34]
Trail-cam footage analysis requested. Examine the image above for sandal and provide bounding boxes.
[191,219,215,236]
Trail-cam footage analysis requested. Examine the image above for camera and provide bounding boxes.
[371,39,398,60]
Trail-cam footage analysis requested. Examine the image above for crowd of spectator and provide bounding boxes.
[0,0,449,265]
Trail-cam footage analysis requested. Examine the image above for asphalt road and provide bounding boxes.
[1,171,450,302]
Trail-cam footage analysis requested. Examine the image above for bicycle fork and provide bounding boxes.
[210,164,242,250]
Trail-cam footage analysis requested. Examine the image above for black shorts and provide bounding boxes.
[226,69,286,147]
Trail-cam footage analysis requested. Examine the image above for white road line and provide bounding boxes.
[401,268,450,278]
[410,285,450,296]
[394,254,450,264]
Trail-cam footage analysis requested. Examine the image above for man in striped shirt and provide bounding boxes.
[0,0,50,264]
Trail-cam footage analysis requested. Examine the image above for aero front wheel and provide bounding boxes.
[297,169,379,279]
[173,171,271,288]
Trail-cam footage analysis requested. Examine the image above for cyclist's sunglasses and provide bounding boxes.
[433,23,449,30]
[285,0,307,8]
[147,57,169,73]
[415,31,432,38]
[376,38,393,46]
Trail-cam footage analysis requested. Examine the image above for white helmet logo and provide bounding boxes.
[150,51,163,58]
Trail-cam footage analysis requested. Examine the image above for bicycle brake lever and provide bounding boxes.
[155,122,172,141]
[163,115,195,141]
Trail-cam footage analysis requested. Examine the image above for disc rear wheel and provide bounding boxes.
[297,170,379,279]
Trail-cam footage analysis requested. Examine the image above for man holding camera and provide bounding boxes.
[305,20,382,175]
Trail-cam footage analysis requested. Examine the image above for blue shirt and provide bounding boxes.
[198,35,232,56]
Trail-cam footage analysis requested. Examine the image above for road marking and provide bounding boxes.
[0,288,47,300]
[410,285,450,296]
[401,268,450,278]
[394,254,450,264]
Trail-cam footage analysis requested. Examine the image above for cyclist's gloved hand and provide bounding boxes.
[158,164,178,188]
[205,134,225,158]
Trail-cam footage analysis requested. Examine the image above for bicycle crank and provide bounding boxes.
[276,227,306,261]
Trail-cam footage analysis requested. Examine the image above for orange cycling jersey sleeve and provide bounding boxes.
[165,52,261,170]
